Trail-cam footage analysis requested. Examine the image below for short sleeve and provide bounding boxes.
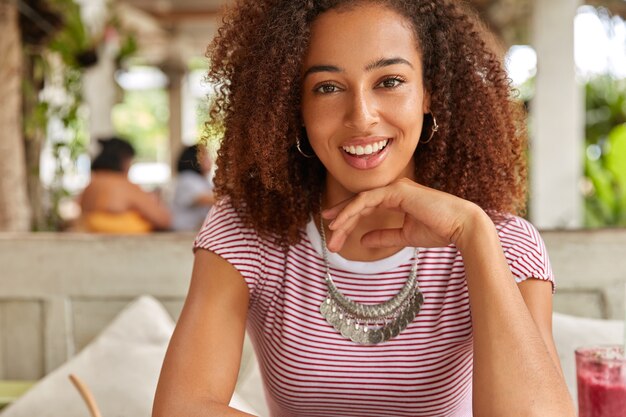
[497,216,556,293]
[193,200,263,300]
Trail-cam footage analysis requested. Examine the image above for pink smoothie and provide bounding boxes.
[576,346,626,417]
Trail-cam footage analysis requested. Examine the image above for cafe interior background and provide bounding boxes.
[0,0,625,415]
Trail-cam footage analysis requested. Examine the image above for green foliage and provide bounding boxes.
[196,95,224,148]
[46,0,90,67]
[21,0,137,230]
[22,0,91,230]
[116,34,138,67]
[187,56,209,72]
[107,15,139,67]
[23,59,48,141]
[584,75,626,227]
[111,89,169,162]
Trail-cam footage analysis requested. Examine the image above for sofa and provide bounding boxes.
[0,295,623,417]
[0,231,624,416]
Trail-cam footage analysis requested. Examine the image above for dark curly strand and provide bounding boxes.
[205,0,527,247]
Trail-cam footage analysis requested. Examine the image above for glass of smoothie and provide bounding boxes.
[576,345,626,417]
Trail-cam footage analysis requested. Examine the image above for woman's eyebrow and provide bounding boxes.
[302,57,413,79]
[365,57,413,71]
[303,65,342,78]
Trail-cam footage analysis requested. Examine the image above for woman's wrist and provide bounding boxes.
[453,204,498,252]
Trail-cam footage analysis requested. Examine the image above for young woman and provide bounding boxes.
[78,137,171,233]
[170,144,215,231]
[153,1,575,416]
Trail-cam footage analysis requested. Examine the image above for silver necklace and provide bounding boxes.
[318,216,424,344]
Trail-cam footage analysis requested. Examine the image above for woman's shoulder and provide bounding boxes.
[80,173,128,207]
[195,198,289,253]
[494,214,554,270]
[491,213,548,253]
[492,214,542,240]
[203,197,243,222]
[175,171,213,192]
[196,199,260,243]
[88,172,138,194]
[176,170,204,182]
[491,213,554,285]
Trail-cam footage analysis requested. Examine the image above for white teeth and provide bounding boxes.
[342,139,389,156]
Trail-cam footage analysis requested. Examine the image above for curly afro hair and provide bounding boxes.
[205,0,528,247]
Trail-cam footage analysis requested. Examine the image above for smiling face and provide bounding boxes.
[301,3,430,201]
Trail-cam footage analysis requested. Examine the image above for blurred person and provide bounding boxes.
[170,144,215,231]
[77,137,171,233]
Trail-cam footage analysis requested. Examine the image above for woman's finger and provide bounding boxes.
[326,203,374,252]
[326,227,348,252]
[361,228,406,248]
[325,206,376,251]
[327,189,393,230]
[326,208,383,252]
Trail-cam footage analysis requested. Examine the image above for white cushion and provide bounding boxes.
[552,312,624,401]
[1,296,261,417]
[3,299,620,415]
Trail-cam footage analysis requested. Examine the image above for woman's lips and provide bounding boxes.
[340,139,392,170]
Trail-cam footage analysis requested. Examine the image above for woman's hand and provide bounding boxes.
[321,178,487,252]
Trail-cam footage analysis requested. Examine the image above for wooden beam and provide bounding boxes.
[145,9,223,23]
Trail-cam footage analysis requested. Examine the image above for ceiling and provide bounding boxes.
[114,0,227,68]
[118,0,626,67]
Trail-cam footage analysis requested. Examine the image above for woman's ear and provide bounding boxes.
[422,90,432,114]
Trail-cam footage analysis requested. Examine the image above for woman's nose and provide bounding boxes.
[344,90,379,131]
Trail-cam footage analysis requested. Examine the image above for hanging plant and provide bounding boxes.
[20,0,137,230]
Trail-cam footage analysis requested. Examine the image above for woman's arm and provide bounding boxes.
[193,192,216,207]
[518,279,564,376]
[152,250,256,417]
[323,178,575,417]
[128,184,172,230]
[457,211,574,417]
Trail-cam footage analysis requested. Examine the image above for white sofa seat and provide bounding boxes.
[1,297,622,417]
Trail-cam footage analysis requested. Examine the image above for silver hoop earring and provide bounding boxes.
[296,134,316,158]
[422,114,439,144]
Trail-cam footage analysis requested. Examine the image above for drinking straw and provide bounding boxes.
[68,374,103,417]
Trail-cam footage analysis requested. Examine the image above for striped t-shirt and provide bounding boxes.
[194,200,555,417]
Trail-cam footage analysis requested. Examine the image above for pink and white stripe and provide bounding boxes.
[194,201,554,417]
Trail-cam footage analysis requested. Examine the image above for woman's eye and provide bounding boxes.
[315,84,340,94]
[378,77,405,89]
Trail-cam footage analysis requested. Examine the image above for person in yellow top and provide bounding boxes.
[77,137,171,233]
